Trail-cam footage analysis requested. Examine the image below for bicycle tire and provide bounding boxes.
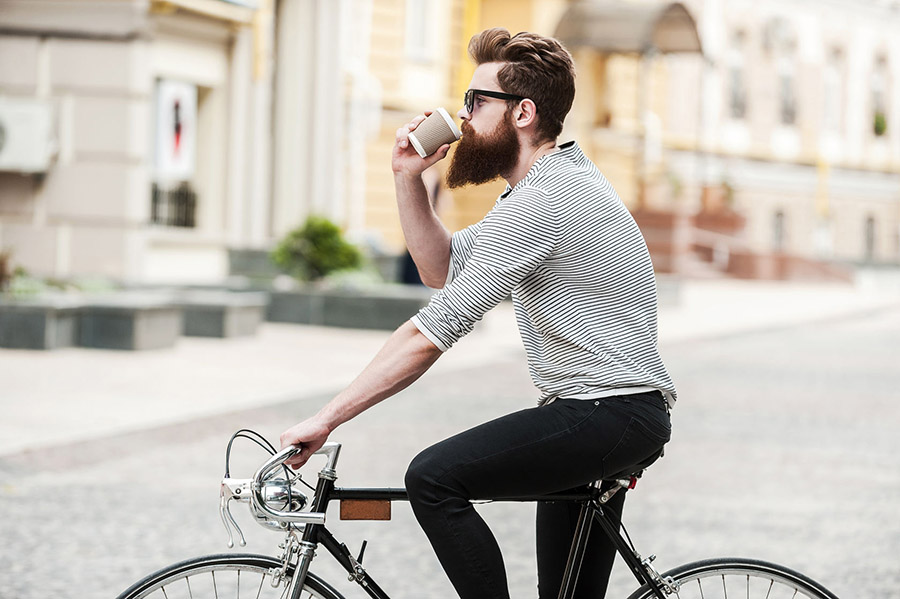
[115,553,346,599]
[625,557,839,599]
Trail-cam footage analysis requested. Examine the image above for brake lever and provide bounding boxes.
[220,495,246,548]
[220,478,249,548]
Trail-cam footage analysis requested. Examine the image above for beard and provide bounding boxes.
[446,109,521,189]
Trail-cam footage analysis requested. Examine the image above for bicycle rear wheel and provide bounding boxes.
[626,557,839,599]
[115,553,345,599]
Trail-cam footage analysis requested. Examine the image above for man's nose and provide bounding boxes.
[457,106,470,121]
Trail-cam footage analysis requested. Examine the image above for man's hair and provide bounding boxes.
[468,27,576,142]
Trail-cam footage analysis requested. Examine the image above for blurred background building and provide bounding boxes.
[1,0,899,285]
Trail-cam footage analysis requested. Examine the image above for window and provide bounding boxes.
[872,55,889,137]
[865,215,877,261]
[727,31,747,119]
[763,18,798,127]
[405,0,437,62]
[773,210,786,252]
[729,67,747,119]
[823,47,844,133]
[777,59,797,126]
[153,79,198,228]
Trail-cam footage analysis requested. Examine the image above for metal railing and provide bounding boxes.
[151,182,197,228]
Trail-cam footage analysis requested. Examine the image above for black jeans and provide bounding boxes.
[405,391,671,599]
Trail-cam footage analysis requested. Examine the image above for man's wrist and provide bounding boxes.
[393,169,424,182]
[312,410,339,435]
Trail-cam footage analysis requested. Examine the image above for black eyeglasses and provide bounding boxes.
[464,89,526,114]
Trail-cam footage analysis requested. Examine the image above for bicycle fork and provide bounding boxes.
[286,539,318,599]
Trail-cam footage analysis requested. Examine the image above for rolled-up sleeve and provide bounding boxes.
[412,189,558,351]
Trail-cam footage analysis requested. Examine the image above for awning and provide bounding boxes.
[554,1,703,55]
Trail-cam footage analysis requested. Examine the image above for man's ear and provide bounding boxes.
[514,99,539,129]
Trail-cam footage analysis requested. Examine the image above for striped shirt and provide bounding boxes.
[411,141,677,407]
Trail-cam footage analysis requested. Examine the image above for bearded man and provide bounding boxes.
[281,28,676,599]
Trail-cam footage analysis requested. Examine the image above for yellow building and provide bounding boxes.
[361,0,706,269]
[362,0,900,279]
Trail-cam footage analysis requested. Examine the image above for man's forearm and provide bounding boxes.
[280,321,444,466]
[394,173,452,288]
[316,320,443,432]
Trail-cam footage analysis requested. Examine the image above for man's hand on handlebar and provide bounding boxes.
[280,417,331,469]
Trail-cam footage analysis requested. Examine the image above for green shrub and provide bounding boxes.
[271,216,362,281]
[0,249,11,291]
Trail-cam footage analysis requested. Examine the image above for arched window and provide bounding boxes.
[763,17,797,126]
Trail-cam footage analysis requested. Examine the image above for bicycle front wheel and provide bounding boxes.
[115,553,345,599]
[626,557,839,599]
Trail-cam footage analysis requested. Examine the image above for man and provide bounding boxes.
[281,28,676,599]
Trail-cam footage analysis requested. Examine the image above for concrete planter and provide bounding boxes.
[177,290,268,338]
[1,292,185,350]
[78,294,182,350]
[267,284,434,330]
[0,296,82,350]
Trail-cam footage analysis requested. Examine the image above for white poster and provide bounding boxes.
[155,79,197,181]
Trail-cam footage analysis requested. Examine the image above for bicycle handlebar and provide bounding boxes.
[220,442,343,547]
[250,445,328,526]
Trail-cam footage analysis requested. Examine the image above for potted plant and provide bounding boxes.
[267,216,433,330]
[271,215,362,282]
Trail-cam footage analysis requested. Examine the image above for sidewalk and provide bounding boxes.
[1,277,897,457]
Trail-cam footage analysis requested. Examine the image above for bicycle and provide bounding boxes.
[116,429,839,599]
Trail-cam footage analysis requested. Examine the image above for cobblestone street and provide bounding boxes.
[1,307,899,598]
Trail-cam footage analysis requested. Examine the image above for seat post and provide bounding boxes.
[556,500,595,599]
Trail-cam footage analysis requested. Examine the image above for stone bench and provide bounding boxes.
[78,293,183,350]
[0,292,184,350]
[0,296,82,350]
[176,290,268,338]
[267,284,434,331]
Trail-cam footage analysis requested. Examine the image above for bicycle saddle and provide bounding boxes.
[601,445,665,484]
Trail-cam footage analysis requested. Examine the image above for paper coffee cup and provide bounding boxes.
[408,107,462,158]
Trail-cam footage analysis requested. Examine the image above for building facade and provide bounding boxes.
[657,0,900,275]
[1,0,898,286]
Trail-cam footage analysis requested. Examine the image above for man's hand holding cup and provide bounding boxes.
[393,108,461,176]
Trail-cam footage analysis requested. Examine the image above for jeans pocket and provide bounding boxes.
[600,415,671,478]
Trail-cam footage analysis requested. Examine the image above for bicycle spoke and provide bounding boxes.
[255,572,265,599]
[630,559,836,599]
[117,555,340,599]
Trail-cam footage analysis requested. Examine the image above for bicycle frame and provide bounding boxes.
[125,434,838,599]
[271,444,670,599]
